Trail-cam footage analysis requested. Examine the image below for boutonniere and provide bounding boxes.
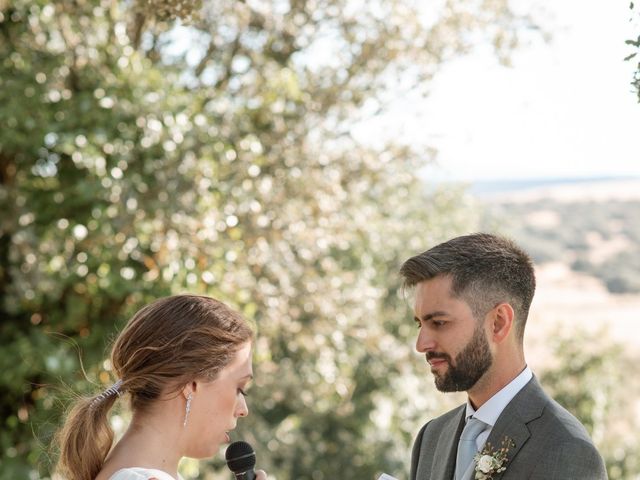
[473,436,516,480]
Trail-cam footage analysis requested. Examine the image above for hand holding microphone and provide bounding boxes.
[225,441,268,480]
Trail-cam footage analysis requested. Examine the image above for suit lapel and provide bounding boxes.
[483,376,548,480]
[430,407,466,480]
[483,416,531,480]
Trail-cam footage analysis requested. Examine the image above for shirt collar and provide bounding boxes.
[465,366,532,426]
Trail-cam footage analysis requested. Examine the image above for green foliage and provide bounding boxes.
[540,330,640,480]
[0,0,531,478]
[628,2,640,100]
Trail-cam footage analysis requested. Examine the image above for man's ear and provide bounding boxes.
[489,303,515,343]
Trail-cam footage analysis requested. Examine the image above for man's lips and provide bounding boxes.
[428,358,447,367]
[426,355,449,368]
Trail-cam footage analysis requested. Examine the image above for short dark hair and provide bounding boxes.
[400,233,536,340]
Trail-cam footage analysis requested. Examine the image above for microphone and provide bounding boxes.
[225,440,256,480]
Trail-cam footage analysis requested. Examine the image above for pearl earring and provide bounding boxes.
[183,392,193,427]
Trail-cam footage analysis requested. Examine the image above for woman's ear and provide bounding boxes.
[182,381,197,399]
[489,302,515,343]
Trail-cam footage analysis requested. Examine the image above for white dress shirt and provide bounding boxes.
[464,366,533,450]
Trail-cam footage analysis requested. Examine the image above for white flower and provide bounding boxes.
[474,436,514,479]
[477,455,495,474]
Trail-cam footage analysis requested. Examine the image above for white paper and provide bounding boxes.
[377,474,398,480]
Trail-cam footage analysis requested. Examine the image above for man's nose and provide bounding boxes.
[416,326,436,353]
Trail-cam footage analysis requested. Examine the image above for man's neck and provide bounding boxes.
[467,358,527,409]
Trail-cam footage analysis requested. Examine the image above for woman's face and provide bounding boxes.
[184,341,253,458]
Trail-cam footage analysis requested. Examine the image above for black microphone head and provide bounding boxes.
[225,440,256,473]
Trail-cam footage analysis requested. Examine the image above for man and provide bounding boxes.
[400,233,607,480]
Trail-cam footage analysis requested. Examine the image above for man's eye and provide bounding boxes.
[433,321,445,327]
[238,388,248,397]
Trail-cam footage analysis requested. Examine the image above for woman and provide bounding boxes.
[55,294,268,480]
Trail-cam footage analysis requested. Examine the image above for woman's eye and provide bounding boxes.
[238,388,248,397]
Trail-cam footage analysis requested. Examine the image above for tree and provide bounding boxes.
[540,330,640,480]
[628,1,640,100]
[1,0,528,478]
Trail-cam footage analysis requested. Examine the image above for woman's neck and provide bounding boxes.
[100,413,184,479]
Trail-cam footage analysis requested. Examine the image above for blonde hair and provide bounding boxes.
[55,294,253,480]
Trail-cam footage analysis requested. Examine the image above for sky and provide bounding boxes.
[357,0,640,183]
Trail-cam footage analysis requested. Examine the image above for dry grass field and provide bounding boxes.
[527,261,640,362]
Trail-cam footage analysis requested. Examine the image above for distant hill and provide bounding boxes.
[470,176,640,199]
[476,177,640,294]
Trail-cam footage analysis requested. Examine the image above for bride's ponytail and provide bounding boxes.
[55,381,122,480]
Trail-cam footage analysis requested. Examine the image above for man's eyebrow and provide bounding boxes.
[414,311,449,322]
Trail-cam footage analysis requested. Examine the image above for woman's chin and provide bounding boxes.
[186,443,220,460]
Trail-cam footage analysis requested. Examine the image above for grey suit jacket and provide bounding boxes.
[410,376,607,480]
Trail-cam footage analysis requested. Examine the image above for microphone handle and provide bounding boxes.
[233,470,256,480]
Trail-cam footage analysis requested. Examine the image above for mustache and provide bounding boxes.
[426,352,451,362]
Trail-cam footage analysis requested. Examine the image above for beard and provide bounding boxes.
[427,323,493,392]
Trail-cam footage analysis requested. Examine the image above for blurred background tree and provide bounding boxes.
[6,1,637,480]
[540,330,640,480]
[0,0,528,476]
[0,0,524,477]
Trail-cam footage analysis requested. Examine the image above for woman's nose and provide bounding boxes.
[236,394,249,417]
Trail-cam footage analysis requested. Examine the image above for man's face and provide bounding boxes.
[413,276,493,392]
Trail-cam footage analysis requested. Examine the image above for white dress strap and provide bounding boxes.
[109,467,181,480]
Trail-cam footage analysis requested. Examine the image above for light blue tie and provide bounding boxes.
[454,417,487,480]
